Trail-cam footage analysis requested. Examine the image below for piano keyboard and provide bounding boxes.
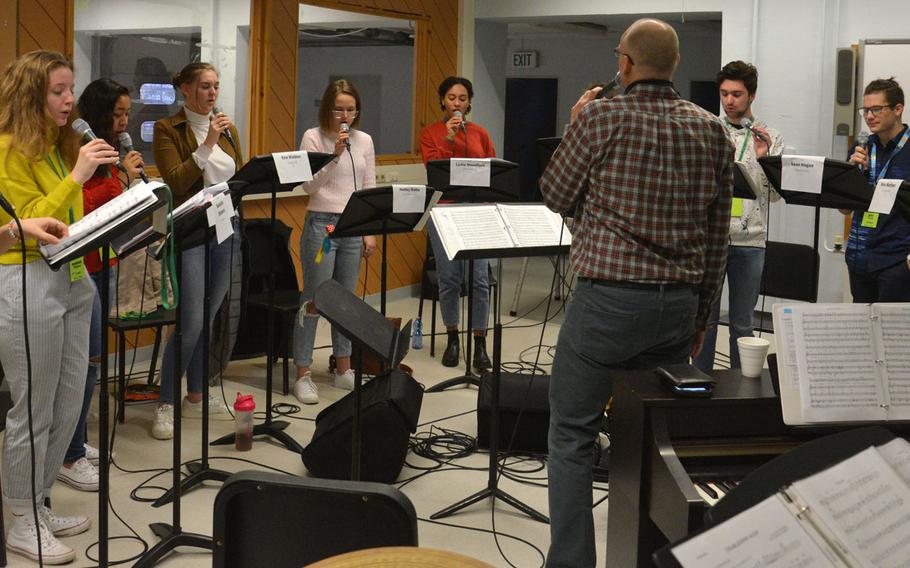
[692,479,739,506]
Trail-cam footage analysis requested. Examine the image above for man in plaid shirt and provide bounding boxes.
[539,18,733,567]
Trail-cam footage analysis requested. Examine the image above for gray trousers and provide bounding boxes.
[0,261,93,513]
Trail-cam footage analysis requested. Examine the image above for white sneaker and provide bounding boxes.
[293,372,319,404]
[57,457,99,492]
[182,393,234,421]
[6,512,75,564]
[84,443,113,466]
[334,369,355,391]
[152,404,174,440]
[38,505,91,537]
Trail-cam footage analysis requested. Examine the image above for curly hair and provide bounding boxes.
[716,60,758,95]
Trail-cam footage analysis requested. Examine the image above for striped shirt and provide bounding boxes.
[540,80,734,329]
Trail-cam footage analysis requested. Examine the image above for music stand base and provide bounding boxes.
[425,373,481,393]
[131,523,212,568]
[430,486,549,524]
[210,420,304,454]
[152,462,232,507]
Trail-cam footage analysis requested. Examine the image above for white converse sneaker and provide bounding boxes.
[57,457,99,492]
[84,443,113,466]
[152,404,174,440]
[6,512,75,564]
[182,393,234,421]
[333,369,355,391]
[293,372,319,404]
[38,505,91,537]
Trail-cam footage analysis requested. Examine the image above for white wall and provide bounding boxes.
[472,19,508,153]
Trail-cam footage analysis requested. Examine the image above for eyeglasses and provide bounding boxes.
[613,47,634,65]
[858,105,893,117]
[332,109,359,117]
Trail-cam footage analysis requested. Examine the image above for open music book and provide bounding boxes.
[772,303,910,425]
[40,181,163,265]
[429,203,572,261]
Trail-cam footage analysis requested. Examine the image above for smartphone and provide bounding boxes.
[655,364,715,398]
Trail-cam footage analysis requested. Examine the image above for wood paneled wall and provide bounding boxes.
[0,1,74,70]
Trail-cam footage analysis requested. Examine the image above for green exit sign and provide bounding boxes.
[510,50,538,69]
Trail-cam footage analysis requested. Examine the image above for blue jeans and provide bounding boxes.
[65,268,116,464]
[848,260,910,303]
[694,245,765,371]
[427,220,489,330]
[546,279,697,568]
[293,212,362,368]
[160,223,239,404]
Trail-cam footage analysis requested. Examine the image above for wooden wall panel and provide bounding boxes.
[17,0,72,58]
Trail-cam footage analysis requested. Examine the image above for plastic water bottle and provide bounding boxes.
[411,317,423,350]
[233,393,255,451]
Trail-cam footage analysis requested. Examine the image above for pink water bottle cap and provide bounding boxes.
[234,393,255,412]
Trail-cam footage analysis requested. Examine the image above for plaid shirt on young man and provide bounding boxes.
[540,80,734,329]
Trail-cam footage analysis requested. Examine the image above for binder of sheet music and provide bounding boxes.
[40,181,163,264]
[772,303,910,425]
[671,438,910,568]
[428,203,572,261]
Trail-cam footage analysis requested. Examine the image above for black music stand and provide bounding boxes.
[430,234,568,523]
[423,159,520,393]
[311,279,411,479]
[332,185,441,315]
[42,185,168,567]
[732,164,757,199]
[211,153,333,454]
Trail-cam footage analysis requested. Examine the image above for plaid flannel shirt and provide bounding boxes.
[540,80,733,330]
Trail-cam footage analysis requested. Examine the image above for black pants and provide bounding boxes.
[849,259,910,303]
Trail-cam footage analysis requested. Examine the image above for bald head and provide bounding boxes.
[620,18,680,79]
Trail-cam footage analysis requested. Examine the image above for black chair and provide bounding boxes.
[212,471,417,568]
[232,219,300,395]
[108,309,175,422]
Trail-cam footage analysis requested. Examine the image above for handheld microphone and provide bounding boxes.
[855,132,870,170]
[72,118,125,174]
[453,110,467,132]
[117,132,149,184]
[212,106,235,146]
[339,122,351,150]
[740,118,769,145]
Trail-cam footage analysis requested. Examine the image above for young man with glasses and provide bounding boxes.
[845,77,910,302]
[694,61,784,372]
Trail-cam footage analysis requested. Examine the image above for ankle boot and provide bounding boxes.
[473,335,491,371]
[442,330,460,367]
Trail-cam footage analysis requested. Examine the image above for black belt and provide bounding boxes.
[578,277,694,291]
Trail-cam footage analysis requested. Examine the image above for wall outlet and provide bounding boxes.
[388,171,399,182]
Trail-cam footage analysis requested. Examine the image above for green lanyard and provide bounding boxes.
[45,146,68,179]
[46,146,86,280]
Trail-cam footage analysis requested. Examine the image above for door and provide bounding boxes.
[503,78,559,201]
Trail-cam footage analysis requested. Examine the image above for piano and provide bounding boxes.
[606,369,805,568]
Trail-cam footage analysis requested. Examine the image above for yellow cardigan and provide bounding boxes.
[0,134,83,264]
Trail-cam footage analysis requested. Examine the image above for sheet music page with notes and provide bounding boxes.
[671,493,846,568]
[875,304,910,417]
[429,205,515,261]
[788,446,910,568]
[496,204,571,248]
[791,304,887,422]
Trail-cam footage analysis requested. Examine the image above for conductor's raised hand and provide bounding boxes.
[71,139,120,185]
[570,87,603,125]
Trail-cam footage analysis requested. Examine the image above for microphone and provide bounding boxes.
[212,106,235,146]
[740,118,769,145]
[453,110,467,132]
[117,132,149,184]
[72,118,125,173]
[339,122,351,150]
[855,132,870,170]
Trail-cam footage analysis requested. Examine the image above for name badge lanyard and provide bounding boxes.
[863,128,910,228]
[46,147,87,281]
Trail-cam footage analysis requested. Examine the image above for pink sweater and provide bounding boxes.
[299,127,376,213]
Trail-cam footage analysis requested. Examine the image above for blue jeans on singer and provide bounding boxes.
[546,279,697,568]
[427,219,489,330]
[293,212,362,369]
[694,245,765,371]
[159,221,239,405]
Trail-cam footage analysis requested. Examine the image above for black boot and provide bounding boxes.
[473,335,491,371]
[442,330,460,367]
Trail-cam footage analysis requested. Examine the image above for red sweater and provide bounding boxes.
[82,165,123,273]
[419,120,496,164]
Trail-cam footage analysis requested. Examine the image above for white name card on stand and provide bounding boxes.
[206,192,234,244]
[392,185,426,213]
[450,158,491,187]
[780,155,825,194]
[869,179,903,214]
[272,151,313,184]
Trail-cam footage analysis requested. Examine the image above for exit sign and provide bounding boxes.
[510,50,538,69]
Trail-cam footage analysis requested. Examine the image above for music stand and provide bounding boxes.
[758,156,874,210]
[312,279,411,479]
[211,153,333,454]
[423,159,521,393]
[732,164,757,199]
[332,185,441,315]
[42,185,168,567]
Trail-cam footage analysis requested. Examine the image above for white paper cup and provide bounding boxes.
[737,337,770,378]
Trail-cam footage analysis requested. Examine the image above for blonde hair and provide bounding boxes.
[172,62,218,90]
[0,50,74,160]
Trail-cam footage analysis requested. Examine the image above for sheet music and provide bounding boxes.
[671,494,843,567]
[775,306,802,389]
[497,204,572,248]
[430,205,514,261]
[790,447,910,568]
[875,304,910,415]
[791,304,886,422]
[876,438,910,483]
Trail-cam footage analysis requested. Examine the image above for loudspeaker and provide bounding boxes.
[833,47,856,136]
[213,471,418,568]
[302,369,423,482]
[477,372,550,454]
